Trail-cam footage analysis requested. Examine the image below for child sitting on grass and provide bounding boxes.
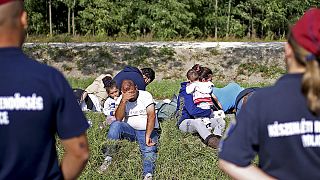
[102,80,120,127]
[186,67,214,129]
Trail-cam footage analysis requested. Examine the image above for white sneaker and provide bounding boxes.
[143,173,153,180]
[98,156,112,174]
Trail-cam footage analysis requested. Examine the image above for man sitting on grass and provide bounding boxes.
[99,80,159,180]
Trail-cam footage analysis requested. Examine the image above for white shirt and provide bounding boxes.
[103,97,116,116]
[116,90,159,130]
[186,81,214,109]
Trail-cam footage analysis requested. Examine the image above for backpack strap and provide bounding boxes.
[211,97,222,111]
[235,87,259,110]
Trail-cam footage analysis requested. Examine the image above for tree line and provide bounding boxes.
[25,0,320,40]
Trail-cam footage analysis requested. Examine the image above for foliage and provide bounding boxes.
[24,0,320,40]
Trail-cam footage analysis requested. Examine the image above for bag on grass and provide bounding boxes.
[156,94,178,122]
[73,88,94,111]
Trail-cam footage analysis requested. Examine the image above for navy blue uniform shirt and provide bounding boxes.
[0,48,89,179]
[219,74,320,179]
[113,66,146,90]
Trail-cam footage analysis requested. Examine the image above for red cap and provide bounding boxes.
[291,8,320,56]
[0,0,21,5]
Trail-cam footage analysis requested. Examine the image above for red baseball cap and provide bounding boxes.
[291,8,320,56]
[0,0,22,5]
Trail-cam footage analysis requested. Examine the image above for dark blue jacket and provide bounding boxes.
[113,66,146,90]
[176,82,211,126]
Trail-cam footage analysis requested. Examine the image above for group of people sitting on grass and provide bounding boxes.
[74,66,158,179]
[74,61,257,179]
[1,0,319,179]
[72,8,320,179]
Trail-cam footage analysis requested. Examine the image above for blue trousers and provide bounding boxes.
[107,121,158,176]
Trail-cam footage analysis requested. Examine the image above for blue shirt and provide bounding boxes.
[113,66,146,90]
[212,82,244,112]
[0,48,89,179]
[219,74,320,179]
[176,82,211,126]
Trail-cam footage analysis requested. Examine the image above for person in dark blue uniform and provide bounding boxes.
[218,8,320,179]
[0,1,89,179]
[113,66,155,90]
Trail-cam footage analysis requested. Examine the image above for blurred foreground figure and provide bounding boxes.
[219,8,320,180]
[0,0,89,179]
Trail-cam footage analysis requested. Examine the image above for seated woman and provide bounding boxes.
[176,65,226,148]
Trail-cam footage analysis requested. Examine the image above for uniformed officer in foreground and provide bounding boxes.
[0,0,89,179]
[218,8,320,179]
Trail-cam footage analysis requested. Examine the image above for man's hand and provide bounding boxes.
[121,90,135,103]
[115,90,136,121]
[146,136,156,147]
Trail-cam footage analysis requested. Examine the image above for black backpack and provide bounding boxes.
[72,88,94,110]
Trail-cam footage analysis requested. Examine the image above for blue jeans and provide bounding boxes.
[107,121,158,176]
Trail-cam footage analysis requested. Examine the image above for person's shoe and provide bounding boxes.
[206,135,221,149]
[143,173,153,180]
[98,156,112,174]
[102,144,119,156]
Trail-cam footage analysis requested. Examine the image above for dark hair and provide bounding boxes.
[104,80,117,93]
[199,67,213,81]
[121,79,136,92]
[141,68,155,82]
[102,76,113,88]
[187,69,199,82]
[288,34,320,115]
[191,64,204,75]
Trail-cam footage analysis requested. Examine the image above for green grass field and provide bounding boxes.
[65,78,267,179]
[68,113,229,179]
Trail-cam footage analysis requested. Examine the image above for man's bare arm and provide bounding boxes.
[218,159,276,180]
[60,133,89,180]
[115,98,127,121]
[145,104,156,146]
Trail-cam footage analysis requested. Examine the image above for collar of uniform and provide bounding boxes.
[276,73,303,84]
[0,47,23,55]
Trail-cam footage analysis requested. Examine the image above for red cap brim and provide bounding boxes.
[0,0,22,5]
